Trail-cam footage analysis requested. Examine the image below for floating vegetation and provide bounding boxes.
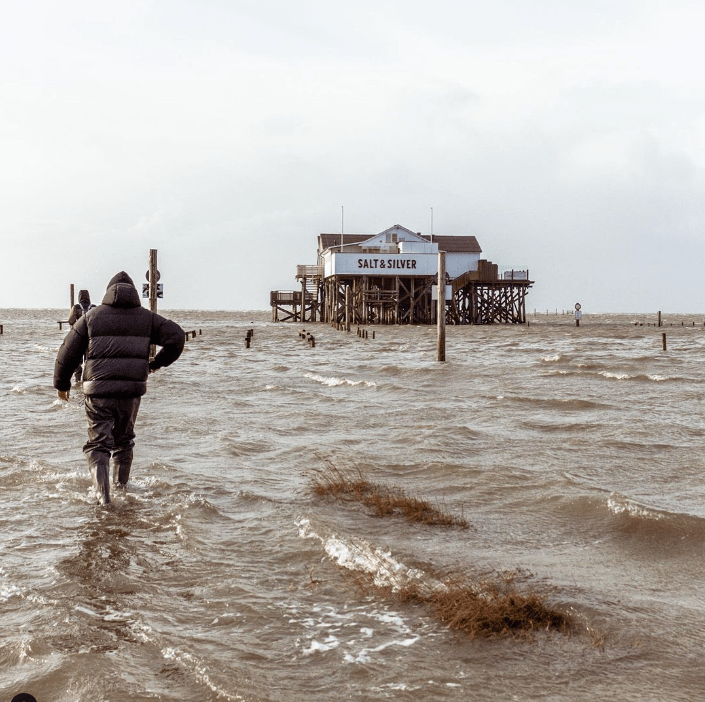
[397,572,571,640]
[341,565,572,641]
[310,462,590,643]
[312,463,468,528]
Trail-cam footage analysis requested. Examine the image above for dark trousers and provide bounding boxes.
[83,396,141,503]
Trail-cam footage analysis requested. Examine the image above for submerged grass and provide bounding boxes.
[311,460,580,642]
[398,572,571,640]
[345,567,573,641]
[312,463,468,528]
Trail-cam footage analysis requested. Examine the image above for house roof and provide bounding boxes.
[319,233,373,249]
[423,235,482,254]
[318,228,482,254]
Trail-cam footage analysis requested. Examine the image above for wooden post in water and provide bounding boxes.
[437,251,446,362]
[662,333,667,351]
[345,286,350,332]
[658,311,662,327]
[148,249,158,361]
[301,277,306,323]
[70,284,75,309]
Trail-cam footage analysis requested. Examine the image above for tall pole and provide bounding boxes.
[149,249,158,314]
[341,205,344,250]
[70,283,75,309]
[345,285,350,331]
[430,207,433,243]
[437,251,446,362]
[149,249,158,360]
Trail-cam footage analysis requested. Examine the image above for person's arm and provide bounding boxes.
[54,317,89,393]
[148,315,185,372]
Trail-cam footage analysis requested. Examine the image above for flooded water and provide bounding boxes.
[2,308,705,701]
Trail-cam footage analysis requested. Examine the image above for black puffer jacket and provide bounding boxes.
[54,272,185,397]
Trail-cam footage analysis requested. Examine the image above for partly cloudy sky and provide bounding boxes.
[2,0,705,312]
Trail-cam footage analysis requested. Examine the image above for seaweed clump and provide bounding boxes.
[312,463,468,528]
[397,573,571,640]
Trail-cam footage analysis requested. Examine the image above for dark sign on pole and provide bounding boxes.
[142,283,163,299]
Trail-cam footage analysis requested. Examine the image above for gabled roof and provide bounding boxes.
[318,224,482,254]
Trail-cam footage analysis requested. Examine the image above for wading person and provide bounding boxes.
[67,288,96,382]
[53,272,185,506]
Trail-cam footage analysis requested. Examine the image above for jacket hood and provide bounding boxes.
[78,289,91,303]
[102,271,141,308]
[106,272,135,289]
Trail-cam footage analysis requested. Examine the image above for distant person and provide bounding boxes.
[67,289,96,382]
[53,272,185,506]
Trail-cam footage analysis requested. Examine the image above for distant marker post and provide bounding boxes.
[574,302,582,327]
[437,251,446,362]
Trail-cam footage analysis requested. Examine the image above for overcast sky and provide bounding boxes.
[2,0,704,312]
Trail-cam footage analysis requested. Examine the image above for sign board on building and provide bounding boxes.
[325,253,438,277]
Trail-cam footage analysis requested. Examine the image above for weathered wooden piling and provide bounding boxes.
[662,333,667,351]
[658,311,662,327]
[148,249,158,361]
[437,251,446,362]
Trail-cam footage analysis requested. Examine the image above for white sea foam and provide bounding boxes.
[1,583,22,602]
[608,494,664,520]
[297,518,422,591]
[305,372,376,388]
[542,354,561,362]
[17,638,32,661]
[162,647,245,701]
[599,371,631,380]
[302,635,341,655]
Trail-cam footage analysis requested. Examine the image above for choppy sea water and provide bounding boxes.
[2,308,705,701]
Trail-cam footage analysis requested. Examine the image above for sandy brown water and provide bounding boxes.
[2,309,705,701]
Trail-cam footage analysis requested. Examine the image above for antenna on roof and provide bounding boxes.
[341,206,344,250]
[430,207,433,243]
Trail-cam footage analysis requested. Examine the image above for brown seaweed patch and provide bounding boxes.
[351,568,573,641]
[400,573,571,639]
[312,463,468,528]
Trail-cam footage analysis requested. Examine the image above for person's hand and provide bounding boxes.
[58,389,70,401]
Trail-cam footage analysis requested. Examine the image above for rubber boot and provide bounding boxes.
[111,460,131,487]
[88,453,111,505]
[111,447,133,487]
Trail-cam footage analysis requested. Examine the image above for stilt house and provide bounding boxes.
[270,224,532,325]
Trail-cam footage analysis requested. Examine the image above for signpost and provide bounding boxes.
[147,250,159,360]
[437,252,446,362]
